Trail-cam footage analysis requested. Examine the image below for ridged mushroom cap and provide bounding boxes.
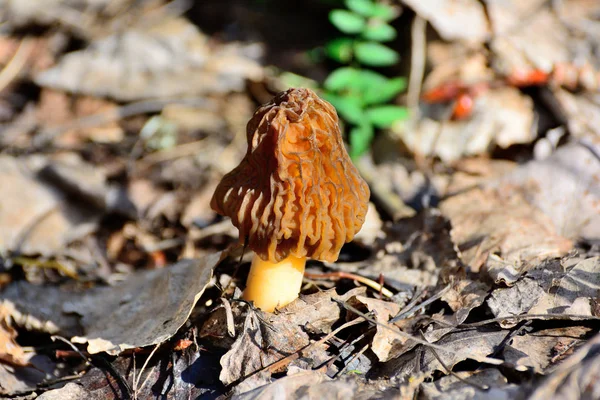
[210,88,370,263]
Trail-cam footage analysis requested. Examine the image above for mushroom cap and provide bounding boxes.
[211,88,370,263]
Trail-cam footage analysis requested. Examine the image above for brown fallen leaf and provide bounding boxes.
[419,368,520,400]
[0,304,28,367]
[497,142,600,240]
[66,252,223,354]
[397,88,536,162]
[373,329,509,381]
[352,295,401,362]
[440,186,572,273]
[528,331,600,400]
[503,326,591,373]
[232,370,353,400]
[402,0,490,44]
[0,154,106,256]
[35,17,263,101]
[215,288,364,391]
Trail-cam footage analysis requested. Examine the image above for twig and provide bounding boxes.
[391,284,452,323]
[132,343,161,399]
[265,318,365,373]
[407,15,427,113]
[51,336,91,366]
[0,37,34,93]
[136,138,208,166]
[459,313,600,328]
[221,298,236,337]
[37,97,212,144]
[335,343,370,377]
[304,271,394,298]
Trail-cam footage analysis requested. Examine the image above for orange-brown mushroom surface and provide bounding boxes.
[211,88,370,263]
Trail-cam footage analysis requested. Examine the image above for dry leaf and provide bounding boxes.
[503,326,591,373]
[399,88,536,162]
[353,295,401,362]
[0,155,106,256]
[374,329,508,380]
[419,368,520,400]
[487,277,544,327]
[35,17,263,101]
[528,332,600,400]
[217,289,358,390]
[441,279,489,323]
[441,186,572,272]
[498,142,600,240]
[528,257,600,316]
[233,370,355,400]
[0,304,28,367]
[402,0,490,44]
[36,383,92,400]
[66,253,222,354]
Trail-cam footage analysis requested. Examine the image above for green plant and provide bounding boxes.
[323,0,408,159]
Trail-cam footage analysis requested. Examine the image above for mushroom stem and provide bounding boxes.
[242,254,306,312]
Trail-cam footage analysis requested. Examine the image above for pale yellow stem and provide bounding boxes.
[242,254,306,312]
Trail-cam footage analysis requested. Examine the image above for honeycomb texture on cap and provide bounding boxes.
[211,88,370,263]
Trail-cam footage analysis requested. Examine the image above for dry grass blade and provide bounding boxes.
[0,37,34,93]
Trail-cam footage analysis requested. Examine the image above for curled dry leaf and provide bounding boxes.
[35,17,263,101]
[66,253,222,354]
[441,279,489,324]
[0,303,28,367]
[487,257,600,325]
[352,295,401,362]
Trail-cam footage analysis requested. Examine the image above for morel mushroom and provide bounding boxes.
[211,88,370,312]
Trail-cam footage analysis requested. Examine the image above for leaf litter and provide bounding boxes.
[0,0,600,399]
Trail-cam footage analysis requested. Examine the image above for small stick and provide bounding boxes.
[304,271,394,298]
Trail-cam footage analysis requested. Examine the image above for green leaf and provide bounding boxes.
[329,9,366,34]
[361,22,396,42]
[323,92,365,124]
[354,42,399,66]
[324,37,354,63]
[345,0,375,16]
[324,67,360,91]
[345,0,398,20]
[349,121,374,159]
[366,105,408,128]
[363,76,406,105]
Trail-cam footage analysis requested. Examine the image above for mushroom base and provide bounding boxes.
[242,254,306,312]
